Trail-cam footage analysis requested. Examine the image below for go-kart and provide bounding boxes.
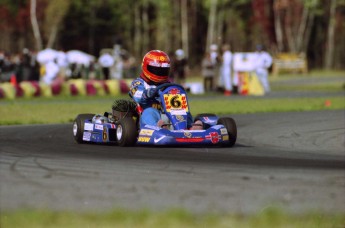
[73,83,237,147]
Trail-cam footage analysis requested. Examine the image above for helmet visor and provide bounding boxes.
[147,65,170,77]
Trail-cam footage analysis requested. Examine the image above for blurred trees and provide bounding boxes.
[0,0,344,69]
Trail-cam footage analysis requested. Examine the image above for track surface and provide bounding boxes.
[1,110,344,214]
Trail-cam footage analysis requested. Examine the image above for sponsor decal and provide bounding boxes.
[203,117,217,124]
[148,61,170,67]
[138,137,151,143]
[139,129,154,136]
[170,110,187,115]
[102,128,107,141]
[176,138,204,143]
[163,94,189,112]
[95,124,103,130]
[82,132,91,141]
[84,123,94,131]
[154,136,166,143]
[176,115,185,122]
[220,128,228,135]
[184,132,192,138]
[222,135,229,141]
[146,53,168,62]
[134,90,143,98]
[169,88,180,95]
[151,103,161,109]
[131,88,137,95]
[205,132,221,144]
[188,130,204,132]
[212,125,222,130]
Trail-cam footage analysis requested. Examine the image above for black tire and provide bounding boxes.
[116,117,138,147]
[73,113,95,144]
[218,117,237,147]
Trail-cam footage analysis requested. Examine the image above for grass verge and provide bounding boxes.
[0,96,343,125]
[1,208,344,228]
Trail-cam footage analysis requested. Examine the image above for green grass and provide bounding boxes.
[1,69,344,125]
[271,82,344,92]
[1,208,344,228]
[0,95,343,125]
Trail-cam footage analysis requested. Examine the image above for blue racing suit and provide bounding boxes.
[129,78,193,128]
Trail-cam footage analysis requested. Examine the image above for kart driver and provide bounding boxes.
[129,50,202,130]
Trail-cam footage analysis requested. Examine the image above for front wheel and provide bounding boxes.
[218,117,237,147]
[116,117,138,147]
[73,113,95,143]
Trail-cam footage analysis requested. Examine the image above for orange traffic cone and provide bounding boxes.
[324,100,332,107]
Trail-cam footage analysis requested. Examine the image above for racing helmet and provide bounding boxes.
[140,50,170,85]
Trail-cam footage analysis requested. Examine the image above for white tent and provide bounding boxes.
[66,50,95,66]
[37,48,58,64]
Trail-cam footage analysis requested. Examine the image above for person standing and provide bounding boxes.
[219,44,233,96]
[21,48,31,81]
[41,60,59,85]
[209,44,219,67]
[201,52,216,92]
[255,44,272,93]
[56,50,69,79]
[98,53,114,80]
[170,49,188,86]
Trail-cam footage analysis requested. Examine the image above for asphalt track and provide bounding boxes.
[0,110,344,215]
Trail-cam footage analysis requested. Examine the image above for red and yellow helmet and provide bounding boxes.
[140,50,170,84]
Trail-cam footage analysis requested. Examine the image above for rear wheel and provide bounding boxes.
[73,113,95,143]
[116,117,138,146]
[218,117,237,147]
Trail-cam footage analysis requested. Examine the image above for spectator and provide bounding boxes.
[0,51,15,82]
[56,50,69,79]
[41,60,59,85]
[219,44,233,96]
[209,44,220,66]
[255,44,272,93]
[98,53,114,80]
[21,48,31,81]
[29,50,40,81]
[170,49,188,86]
[201,52,216,92]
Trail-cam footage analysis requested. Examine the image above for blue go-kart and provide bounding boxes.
[73,83,237,147]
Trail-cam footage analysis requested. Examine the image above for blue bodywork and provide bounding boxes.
[79,84,233,146]
[80,121,118,143]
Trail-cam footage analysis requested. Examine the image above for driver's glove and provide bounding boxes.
[144,88,156,98]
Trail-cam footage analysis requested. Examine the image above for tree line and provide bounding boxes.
[0,0,344,70]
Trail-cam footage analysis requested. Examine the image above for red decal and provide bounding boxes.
[176,138,204,143]
[206,132,220,144]
[169,88,180,95]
